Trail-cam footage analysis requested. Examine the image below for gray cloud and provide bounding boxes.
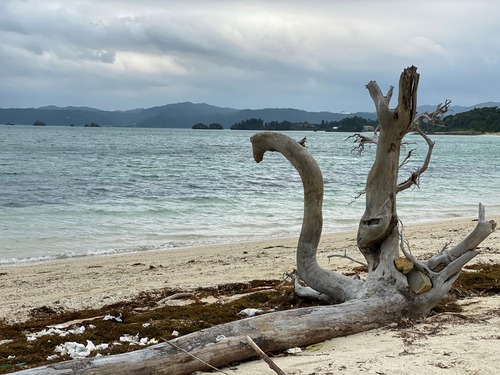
[1,0,500,112]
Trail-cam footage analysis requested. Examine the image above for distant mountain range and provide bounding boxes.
[1,101,499,128]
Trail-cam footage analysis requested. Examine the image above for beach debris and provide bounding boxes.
[47,316,103,329]
[305,342,324,352]
[237,308,266,318]
[158,292,196,307]
[119,334,158,346]
[47,333,159,361]
[162,292,195,301]
[172,330,180,337]
[246,336,287,375]
[26,326,86,341]
[103,313,123,322]
[285,347,302,355]
[54,340,109,359]
[165,340,232,375]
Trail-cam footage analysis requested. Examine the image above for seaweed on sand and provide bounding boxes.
[0,265,498,374]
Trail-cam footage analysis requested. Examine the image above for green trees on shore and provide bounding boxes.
[229,116,377,131]
[438,107,500,133]
[228,107,500,133]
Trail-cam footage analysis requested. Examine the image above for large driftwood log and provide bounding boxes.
[15,297,403,374]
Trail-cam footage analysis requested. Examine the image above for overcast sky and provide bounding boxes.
[1,0,499,112]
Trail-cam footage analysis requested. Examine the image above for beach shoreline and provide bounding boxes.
[0,217,498,323]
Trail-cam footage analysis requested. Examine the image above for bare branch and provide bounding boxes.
[298,136,307,147]
[345,133,378,155]
[440,240,452,252]
[399,148,416,169]
[397,99,450,192]
[414,99,451,126]
[366,81,394,125]
[246,336,287,375]
[424,204,497,272]
[397,124,435,192]
[327,251,368,267]
[164,340,231,375]
[349,189,366,204]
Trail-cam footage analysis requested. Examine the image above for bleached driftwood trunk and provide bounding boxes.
[16,66,496,375]
[15,298,403,375]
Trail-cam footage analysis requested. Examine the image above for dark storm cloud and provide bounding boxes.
[1,0,500,112]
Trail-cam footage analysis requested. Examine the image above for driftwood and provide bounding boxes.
[15,66,496,374]
[15,298,401,374]
[245,336,287,375]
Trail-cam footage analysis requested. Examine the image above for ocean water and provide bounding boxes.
[1,126,499,264]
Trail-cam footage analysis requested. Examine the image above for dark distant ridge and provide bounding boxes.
[1,101,498,128]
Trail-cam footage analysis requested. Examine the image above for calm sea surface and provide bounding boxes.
[1,126,499,264]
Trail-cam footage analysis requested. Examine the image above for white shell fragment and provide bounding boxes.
[237,308,264,318]
[285,347,302,354]
[54,340,108,359]
[103,313,123,322]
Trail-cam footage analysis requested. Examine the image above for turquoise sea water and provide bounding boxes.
[1,126,499,264]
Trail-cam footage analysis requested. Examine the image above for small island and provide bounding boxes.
[192,122,224,130]
[84,122,101,127]
[33,120,46,126]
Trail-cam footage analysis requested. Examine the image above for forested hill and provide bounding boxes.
[1,102,499,132]
[0,102,374,128]
[436,107,500,133]
[228,107,500,133]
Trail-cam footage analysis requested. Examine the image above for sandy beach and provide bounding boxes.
[0,217,499,374]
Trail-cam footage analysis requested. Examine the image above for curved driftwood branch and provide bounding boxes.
[251,132,362,302]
